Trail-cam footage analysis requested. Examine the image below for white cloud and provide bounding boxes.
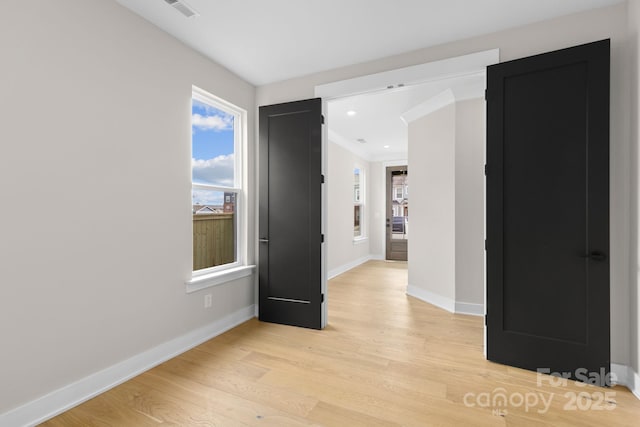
[192,154,234,187]
[192,113,233,131]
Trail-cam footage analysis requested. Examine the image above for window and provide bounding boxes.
[191,87,245,275]
[353,167,364,239]
[395,185,403,200]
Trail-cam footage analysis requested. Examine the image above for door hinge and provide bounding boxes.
[485,314,488,326]
[484,89,488,101]
[321,234,325,243]
[321,293,325,303]
[321,114,325,125]
[321,174,325,184]
[485,239,487,251]
[484,164,488,176]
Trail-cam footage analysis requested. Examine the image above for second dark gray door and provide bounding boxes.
[486,40,610,384]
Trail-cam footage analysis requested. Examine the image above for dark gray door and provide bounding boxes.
[486,40,610,384]
[258,98,323,329]
[386,166,408,261]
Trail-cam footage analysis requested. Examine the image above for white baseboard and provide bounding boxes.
[407,284,456,313]
[370,254,385,261]
[407,285,484,316]
[631,367,640,400]
[611,363,628,386]
[328,255,373,279]
[0,305,256,427]
[612,363,640,400]
[454,301,484,317]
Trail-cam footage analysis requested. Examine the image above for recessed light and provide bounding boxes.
[347,110,357,116]
[383,145,390,149]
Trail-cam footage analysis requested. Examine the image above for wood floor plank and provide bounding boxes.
[42,261,640,426]
[41,385,161,427]
[132,372,317,427]
[154,357,317,418]
[307,401,404,427]
[106,379,246,427]
[243,349,447,399]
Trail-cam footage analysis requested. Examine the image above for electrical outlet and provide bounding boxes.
[204,293,212,308]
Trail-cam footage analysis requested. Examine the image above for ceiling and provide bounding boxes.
[115,0,622,161]
[328,73,485,161]
[115,0,622,86]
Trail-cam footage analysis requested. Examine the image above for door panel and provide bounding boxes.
[259,98,323,329]
[486,40,610,383]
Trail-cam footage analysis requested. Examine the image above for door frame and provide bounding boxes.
[314,49,499,328]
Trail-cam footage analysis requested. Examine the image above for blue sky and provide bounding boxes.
[192,99,234,161]
[192,99,235,206]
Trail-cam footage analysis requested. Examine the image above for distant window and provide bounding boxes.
[395,186,403,200]
[191,87,245,273]
[354,167,364,238]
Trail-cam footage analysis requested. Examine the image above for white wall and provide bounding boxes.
[327,142,371,276]
[408,103,457,302]
[455,99,485,306]
[406,98,484,312]
[369,161,386,259]
[0,0,256,416]
[628,0,640,383]
[257,1,632,368]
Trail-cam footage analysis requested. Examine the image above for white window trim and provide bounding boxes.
[188,86,249,290]
[186,265,255,293]
[353,165,366,241]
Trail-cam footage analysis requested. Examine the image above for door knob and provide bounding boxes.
[259,238,269,243]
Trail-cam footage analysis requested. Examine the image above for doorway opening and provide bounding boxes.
[386,166,408,261]
[316,49,498,327]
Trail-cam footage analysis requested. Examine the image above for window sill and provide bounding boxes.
[353,237,368,245]
[186,265,255,294]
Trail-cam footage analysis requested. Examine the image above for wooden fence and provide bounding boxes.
[193,213,235,270]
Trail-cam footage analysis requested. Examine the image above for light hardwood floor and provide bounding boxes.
[43,261,640,426]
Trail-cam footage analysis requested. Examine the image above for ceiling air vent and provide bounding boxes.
[163,0,199,18]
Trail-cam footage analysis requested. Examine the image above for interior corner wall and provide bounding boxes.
[368,161,385,259]
[628,0,640,380]
[0,0,256,415]
[256,2,630,367]
[407,103,457,303]
[327,142,371,275]
[454,99,486,307]
[406,99,485,310]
